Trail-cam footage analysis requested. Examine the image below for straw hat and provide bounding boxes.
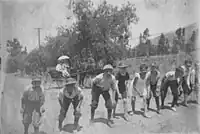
[103,64,113,71]
[118,63,128,68]
[65,78,77,86]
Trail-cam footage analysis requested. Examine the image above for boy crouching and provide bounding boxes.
[58,77,84,131]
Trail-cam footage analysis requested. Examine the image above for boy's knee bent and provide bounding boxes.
[105,99,113,109]
[91,100,98,109]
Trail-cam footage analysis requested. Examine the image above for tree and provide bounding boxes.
[6,38,27,73]
[50,0,139,63]
[7,38,23,57]
[157,33,168,55]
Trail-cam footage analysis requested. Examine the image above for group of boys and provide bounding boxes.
[20,57,199,133]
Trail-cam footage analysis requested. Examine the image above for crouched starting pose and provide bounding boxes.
[90,64,117,127]
[160,67,184,111]
[58,78,84,131]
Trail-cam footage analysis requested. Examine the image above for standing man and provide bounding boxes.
[131,63,151,118]
[90,64,117,127]
[113,63,130,120]
[58,78,84,132]
[56,55,71,78]
[146,62,161,114]
[181,59,194,106]
[160,66,184,111]
[20,76,45,134]
[190,62,200,104]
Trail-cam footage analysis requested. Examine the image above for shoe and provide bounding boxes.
[129,111,134,116]
[58,122,62,131]
[107,120,114,128]
[160,105,164,109]
[157,109,160,114]
[143,113,151,118]
[123,114,129,121]
[171,107,176,112]
[74,124,82,131]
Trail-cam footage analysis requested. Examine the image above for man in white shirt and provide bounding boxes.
[58,78,84,132]
[56,57,70,78]
[90,64,117,127]
[160,66,184,111]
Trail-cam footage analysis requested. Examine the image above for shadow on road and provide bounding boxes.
[62,124,83,133]
[62,124,75,133]
[32,131,47,134]
[93,118,108,124]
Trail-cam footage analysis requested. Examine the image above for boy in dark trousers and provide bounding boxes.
[113,63,130,121]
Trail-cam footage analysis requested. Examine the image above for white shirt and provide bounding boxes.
[56,63,70,77]
[92,73,117,91]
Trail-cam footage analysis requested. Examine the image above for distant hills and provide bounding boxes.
[150,23,198,45]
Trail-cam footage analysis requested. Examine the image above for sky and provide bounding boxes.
[0,0,199,51]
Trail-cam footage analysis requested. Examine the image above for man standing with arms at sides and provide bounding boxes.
[131,63,151,118]
[146,62,161,114]
[20,76,45,134]
[160,66,184,111]
[90,64,117,127]
[113,63,130,121]
[181,59,194,107]
[58,78,84,132]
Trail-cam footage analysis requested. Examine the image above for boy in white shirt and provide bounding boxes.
[131,63,151,118]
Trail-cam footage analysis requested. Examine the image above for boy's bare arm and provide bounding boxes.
[133,77,141,96]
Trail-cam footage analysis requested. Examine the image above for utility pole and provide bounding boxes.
[34,28,42,48]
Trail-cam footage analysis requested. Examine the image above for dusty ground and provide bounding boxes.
[1,74,200,134]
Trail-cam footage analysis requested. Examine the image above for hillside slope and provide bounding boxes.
[150,23,198,45]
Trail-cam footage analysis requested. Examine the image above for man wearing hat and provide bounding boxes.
[56,55,70,78]
[113,62,130,120]
[146,62,161,114]
[58,77,83,131]
[20,76,45,134]
[180,59,194,106]
[90,64,117,127]
[130,63,151,118]
[160,66,184,111]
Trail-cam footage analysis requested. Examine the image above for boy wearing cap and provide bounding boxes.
[58,77,83,131]
[160,67,184,111]
[90,64,117,127]
[113,63,130,120]
[131,63,151,118]
[20,77,45,134]
[146,62,161,114]
[181,59,194,106]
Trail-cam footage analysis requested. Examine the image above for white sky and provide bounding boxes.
[1,0,199,51]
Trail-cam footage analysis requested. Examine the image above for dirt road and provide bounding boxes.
[1,75,200,134]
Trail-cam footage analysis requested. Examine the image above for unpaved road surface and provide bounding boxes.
[1,75,200,134]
